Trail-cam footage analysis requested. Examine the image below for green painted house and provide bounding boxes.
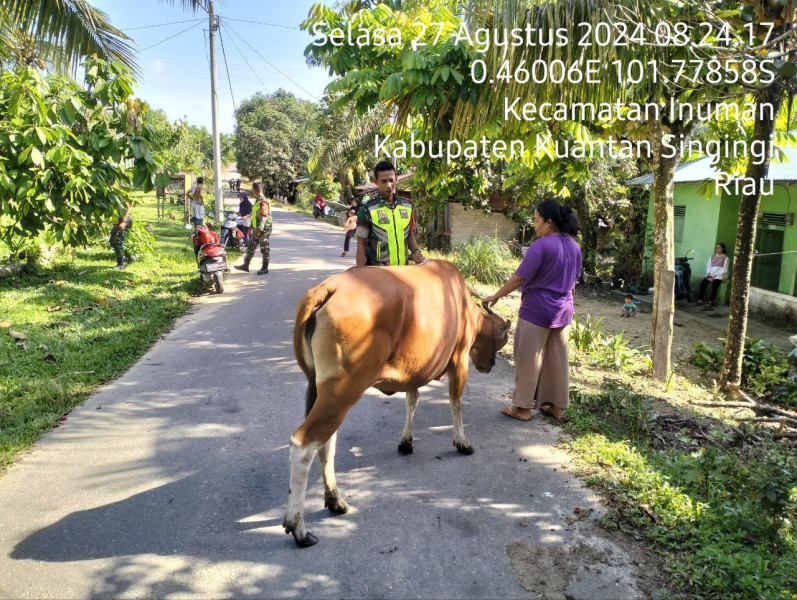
[630,149,797,321]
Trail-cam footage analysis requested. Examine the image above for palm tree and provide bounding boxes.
[0,0,212,74]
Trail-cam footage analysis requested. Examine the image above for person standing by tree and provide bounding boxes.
[109,203,133,270]
[482,199,582,422]
[355,161,424,267]
[235,182,271,275]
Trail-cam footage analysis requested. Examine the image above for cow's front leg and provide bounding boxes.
[448,361,474,455]
[283,435,320,548]
[319,431,349,514]
[398,389,419,454]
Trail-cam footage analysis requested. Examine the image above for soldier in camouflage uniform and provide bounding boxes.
[109,204,132,270]
[235,182,272,275]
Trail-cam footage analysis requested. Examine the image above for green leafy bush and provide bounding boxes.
[692,338,792,402]
[570,313,605,352]
[124,222,156,258]
[450,236,515,286]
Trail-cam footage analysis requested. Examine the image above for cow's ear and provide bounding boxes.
[501,319,512,333]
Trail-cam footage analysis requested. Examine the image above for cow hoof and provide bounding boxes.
[295,532,319,548]
[454,441,475,455]
[324,495,350,514]
[397,439,413,454]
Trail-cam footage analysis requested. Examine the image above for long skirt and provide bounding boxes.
[512,318,571,411]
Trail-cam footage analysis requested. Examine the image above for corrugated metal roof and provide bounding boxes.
[627,143,797,185]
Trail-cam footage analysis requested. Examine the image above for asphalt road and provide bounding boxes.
[0,208,656,599]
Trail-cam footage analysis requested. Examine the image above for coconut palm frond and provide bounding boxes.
[1,0,138,74]
[309,104,391,177]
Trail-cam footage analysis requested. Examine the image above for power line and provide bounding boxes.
[217,24,237,113]
[122,18,205,30]
[221,19,321,101]
[139,21,204,52]
[221,17,298,30]
[220,18,273,98]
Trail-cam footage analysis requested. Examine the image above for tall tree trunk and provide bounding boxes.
[721,81,784,388]
[649,116,694,381]
[569,188,597,278]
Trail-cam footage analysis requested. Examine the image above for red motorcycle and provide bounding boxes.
[192,225,229,294]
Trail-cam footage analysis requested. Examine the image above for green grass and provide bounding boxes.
[0,192,201,470]
[560,380,797,600]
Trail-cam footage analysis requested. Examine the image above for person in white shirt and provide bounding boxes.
[694,243,729,307]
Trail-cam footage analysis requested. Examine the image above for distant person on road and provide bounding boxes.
[341,209,357,257]
[189,176,205,228]
[109,203,133,270]
[482,199,582,422]
[235,182,271,275]
[694,243,729,308]
[238,191,253,244]
[355,160,424,267]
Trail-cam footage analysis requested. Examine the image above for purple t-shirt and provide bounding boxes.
[515,235,582,328]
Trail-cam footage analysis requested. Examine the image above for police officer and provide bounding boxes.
[109,203,132,270]
[234,182,271,275]
[356,161,424,267]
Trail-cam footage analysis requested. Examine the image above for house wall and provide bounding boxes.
[644,181,797,307]
[761,184,797,296]
[448,203,519,246]
[643,184,722,291]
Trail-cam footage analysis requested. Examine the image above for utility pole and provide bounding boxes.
[208,0,223,221]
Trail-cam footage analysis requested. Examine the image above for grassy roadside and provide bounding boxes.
[0,192,200,470]
[445,240,796,599]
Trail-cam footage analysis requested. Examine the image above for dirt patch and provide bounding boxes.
[505,522,668,600]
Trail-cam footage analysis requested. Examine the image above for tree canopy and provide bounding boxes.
[234,89,318,195]
[0,58,165,247]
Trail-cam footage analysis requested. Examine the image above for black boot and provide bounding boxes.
[256,259,269,275]
[234,258,251,272]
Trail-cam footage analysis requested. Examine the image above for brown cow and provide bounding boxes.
[283,259,511,547]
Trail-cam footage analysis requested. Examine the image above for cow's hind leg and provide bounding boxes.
[448,359,474,455]
[319,431,349,514]
[398,389,419,454]
[283,435,321,548]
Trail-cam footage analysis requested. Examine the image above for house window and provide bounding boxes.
[674,205,686,242]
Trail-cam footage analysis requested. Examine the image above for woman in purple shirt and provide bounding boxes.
[483,200,582,422]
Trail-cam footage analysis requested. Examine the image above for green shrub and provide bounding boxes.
[450,236,515,286]
[570,313,605,352]
[124,222,156,258]
[692,338,792,401]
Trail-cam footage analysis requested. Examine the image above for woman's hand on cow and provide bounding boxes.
[482,294,499,309]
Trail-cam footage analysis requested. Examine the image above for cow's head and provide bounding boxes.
[470,310,511,373]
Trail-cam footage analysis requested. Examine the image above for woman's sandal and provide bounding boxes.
[340,251,348,257]
[501,405,532,421]
[539,403,565,421]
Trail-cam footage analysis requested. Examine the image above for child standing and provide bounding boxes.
[109,203,132,270]
[621,294,638,317]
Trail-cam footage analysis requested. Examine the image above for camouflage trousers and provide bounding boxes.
[109,227,129,265]
[244,223,271,264]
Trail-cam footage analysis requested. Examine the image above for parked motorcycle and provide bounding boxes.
[219,211,246,250]
[313,198,326,219]
[674,254,693,301]
[192,225,229,294]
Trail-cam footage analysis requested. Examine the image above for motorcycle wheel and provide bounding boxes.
[213,271,224,294]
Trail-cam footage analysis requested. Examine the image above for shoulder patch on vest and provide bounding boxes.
[376,209,390,224]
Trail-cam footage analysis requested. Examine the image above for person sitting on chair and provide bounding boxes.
[694,243,729,308]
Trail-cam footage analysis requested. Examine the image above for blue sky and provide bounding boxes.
[92,0,334,133]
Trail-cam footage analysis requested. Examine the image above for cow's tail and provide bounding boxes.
[294,281,336,416]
